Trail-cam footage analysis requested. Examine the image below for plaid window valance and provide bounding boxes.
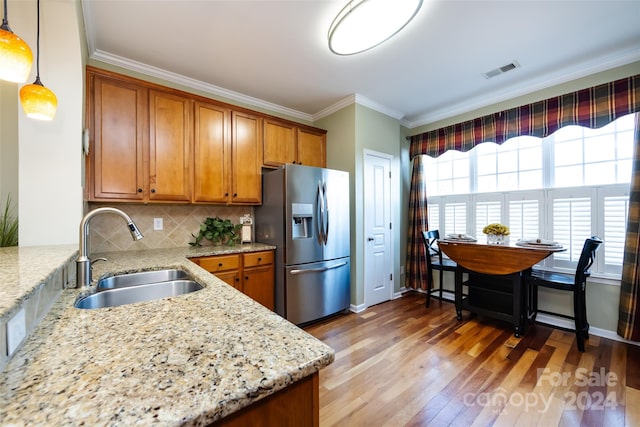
[409,74,640,159]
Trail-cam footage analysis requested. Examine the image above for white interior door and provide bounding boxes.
[364,150,393,307]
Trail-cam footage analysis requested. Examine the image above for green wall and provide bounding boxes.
[317,103,405,307]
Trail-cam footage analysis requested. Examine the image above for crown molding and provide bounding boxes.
[89,50,315,123]
[313,93,405,122]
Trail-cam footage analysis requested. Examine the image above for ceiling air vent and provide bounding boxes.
[483,61,520,79]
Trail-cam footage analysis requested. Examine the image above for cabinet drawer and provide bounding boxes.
[196,254,241,272]
[244,251,273,268]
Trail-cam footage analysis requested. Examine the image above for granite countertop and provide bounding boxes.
[0,244,335,426]
[0,245,78,320]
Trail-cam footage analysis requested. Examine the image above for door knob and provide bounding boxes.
[367,237,374,241]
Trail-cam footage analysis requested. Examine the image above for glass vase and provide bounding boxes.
[487,234,507,245]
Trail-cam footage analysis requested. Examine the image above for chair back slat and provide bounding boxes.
[575,236,603,286]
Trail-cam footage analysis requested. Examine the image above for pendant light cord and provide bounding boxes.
[32,0,42,85]
[2,0,10,30]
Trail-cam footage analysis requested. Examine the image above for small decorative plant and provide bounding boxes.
[482,223,510,236]
[482,223,509,245]
[0,194,19,247]
[190,216,242,246]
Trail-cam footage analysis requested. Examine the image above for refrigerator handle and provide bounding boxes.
[316,181,325,246]
[322,182,329,245]
[290,261,348,275]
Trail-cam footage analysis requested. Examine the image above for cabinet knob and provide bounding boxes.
[225,192,229,197]
[245,276,249,281]
[137,188,142,193]
[233,193,237,197]
[235,277,240,282]
[151,188,156,193]
[218,263,223,267]
[257,257,262,262]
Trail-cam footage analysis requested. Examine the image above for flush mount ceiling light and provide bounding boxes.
[328,0,422,55]
[19,0,56,120]
[0,0,33,82]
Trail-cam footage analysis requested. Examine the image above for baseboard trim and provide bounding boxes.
[350,303,367,313]
[535,313,639,347]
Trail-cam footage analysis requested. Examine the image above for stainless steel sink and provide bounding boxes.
[75,279,203,309]
[97,269,189,290]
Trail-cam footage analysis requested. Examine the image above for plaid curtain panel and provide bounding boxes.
[409,74,640,158]
[618,113,640,341]
[405,155,429,290]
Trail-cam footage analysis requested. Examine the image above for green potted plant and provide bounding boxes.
[190,216,242,246]
[0,194,18,247]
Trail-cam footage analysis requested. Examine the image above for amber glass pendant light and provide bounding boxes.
[0,0,33,82]
[19,0,56,120]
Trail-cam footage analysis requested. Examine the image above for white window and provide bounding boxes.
[424,114,635,278]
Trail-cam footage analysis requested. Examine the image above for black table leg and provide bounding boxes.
[455,267,463,320]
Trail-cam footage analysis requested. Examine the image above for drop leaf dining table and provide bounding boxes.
[438,239,565,337]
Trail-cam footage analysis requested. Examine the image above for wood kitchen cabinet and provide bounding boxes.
[86,70,191,202]
[263,119,326,168]
[296,127,326,168]
[148,90,192,201]
[191,250,274,310]
[230,111,263,204]
[87,73,147,201]
[193,101,230,203]
[193,103,262,205]
[86,66,325,204]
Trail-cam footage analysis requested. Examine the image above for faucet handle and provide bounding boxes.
[91,257,107,266]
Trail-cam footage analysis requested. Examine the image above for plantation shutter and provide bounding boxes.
[552,197,591,267]
[604,195,629,273]
[475,201,502,237]
[444,202,467,235]
[509,199,539,243]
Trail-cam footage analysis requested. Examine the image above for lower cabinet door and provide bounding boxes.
[243,265,275,310]
[216,271,241,290]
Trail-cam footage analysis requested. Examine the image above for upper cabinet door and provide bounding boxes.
[263,119,296,167]
[91,75,147,201]
[193,101,230,203]
[297,128,326,168]
[148,90,192,202]
[231,111,262,204]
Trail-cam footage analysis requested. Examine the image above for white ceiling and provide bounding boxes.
[81,0,640,129]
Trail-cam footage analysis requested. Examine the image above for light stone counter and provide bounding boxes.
[0,244,335,426]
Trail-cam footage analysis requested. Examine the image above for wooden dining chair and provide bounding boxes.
[422,230,457,307]
[526,236,603,352]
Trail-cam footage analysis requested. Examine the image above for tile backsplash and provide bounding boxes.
[87,203,253,254]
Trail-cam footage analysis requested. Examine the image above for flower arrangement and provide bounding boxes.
[482,223,510,244]
[482,223,510,236]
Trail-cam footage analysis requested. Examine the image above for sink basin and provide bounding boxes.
[97,269,189,290]
[75,280,203,309]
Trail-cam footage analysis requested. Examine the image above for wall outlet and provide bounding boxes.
[7,307,26,356]
[153,218,163,231]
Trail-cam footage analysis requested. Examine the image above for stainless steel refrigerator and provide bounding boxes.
[255,164,351,325]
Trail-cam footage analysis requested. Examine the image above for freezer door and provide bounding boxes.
[285,258,350,325]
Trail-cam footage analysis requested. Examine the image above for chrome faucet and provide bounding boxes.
[75,207,143,288]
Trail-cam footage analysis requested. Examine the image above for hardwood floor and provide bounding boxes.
[304,292,640,427]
